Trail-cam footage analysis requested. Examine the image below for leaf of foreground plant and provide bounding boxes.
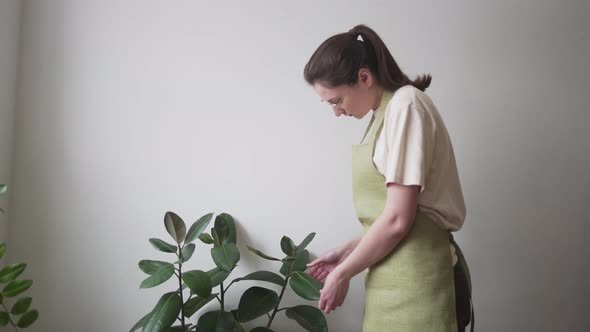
[289,272,322,301]
[211,243,240,272]
[185,213,214,244]
[142,292,181,332]
[234,271,284,287]
[285,305,327,332]
[140,265,175,289]
[237,287,279,322]
[182,270,212,298]
[184,293,216,318]
[197,310,235,332]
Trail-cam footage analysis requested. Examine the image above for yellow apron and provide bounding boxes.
[352,90,473,331]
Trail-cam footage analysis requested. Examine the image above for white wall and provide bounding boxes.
[0,0,21,243]
[6,0,589,331]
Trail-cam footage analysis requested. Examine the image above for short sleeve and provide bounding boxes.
[382,101,433,192]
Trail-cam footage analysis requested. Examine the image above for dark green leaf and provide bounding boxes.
[129,312,151,332]
[206,268,230,287]
[285,305,327,332]
[251,328,274,332]
[16,309,38,328]
[0,311,8,326]
[140,265,175,289]
[164,212,187,244]
[139,260,173,275]
[234,271,284,287]
[237,287,279,322]
[211,228,221,247]
[246,246,281,262]
[11,296,32,315]
[296,233,316,252]
[0,263,26,283]
[149,238,177,253]
[280,249,309,276]
[198,233,214,245]
[214,213,237,245]
[289,272,322,301]
[280,236,296,256]
[196,310,235,332]
[185,213,214,244]
[184,293,216,318]
[0,243,6,260]
[182,270,212,298]
[167,324,192,331]
[181,243,196,263]
[211,243,240,272]
[234,321,248,332]
[2,279,32,297]
[142,292,181,332]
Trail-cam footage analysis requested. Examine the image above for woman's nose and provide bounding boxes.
[332,107,344,117]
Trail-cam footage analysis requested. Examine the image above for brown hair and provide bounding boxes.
[303,24,431,91]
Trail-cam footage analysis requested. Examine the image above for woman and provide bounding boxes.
[304,25,473,332]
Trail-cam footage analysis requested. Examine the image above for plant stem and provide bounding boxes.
[0,302,18,331]
[220,282,225,311]
[266,259,294,328]
[177,246,186,331]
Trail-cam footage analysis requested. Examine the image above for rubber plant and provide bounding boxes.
[131,212,327,332]
[0,184,39,330]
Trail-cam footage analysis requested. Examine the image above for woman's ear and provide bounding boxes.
[358,68,373,87]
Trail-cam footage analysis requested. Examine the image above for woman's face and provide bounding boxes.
[313,68,378,119]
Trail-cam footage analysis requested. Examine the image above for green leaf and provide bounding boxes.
[280,249,309,276]
[11,296,32,315]
[251,327,274,332]
[0,185,6,195]
[167,324,192,331]
[285,305,327,332]
[246,246,281,262]
[211,243,240,272]
[139,260,173,275]
[196,310,235,332]
[184,293,216,318]
[185,213,214,244]
[0,311,9,326]
[142,292,182,332]
[214,213,237,245]
[280,236,296,256]
[2,279,32,297]
[130,312,151,332]
[140,265,175,288]
[211,228,221,247]
[289,272,322,301]
[16,309,38,328]
[0,243,6,260]
[0,263,26,283]
[182,270,212,298]
[206,268,230,287]
[181,243,196,263]
[234,271,284,287]
[149,238,177,253]
[296,233,316,251]
[198,233,215,245]
[234,321,248,332]
[164,211,187,244]
[237,287,279,322]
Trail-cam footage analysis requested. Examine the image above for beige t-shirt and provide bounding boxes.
[370,85,466,233]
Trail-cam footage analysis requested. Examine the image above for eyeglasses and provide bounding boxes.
[321,87,350,108]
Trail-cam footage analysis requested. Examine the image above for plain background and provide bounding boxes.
[1,0,589,331]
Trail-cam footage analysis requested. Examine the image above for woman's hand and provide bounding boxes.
[306,247,346,283]
[318,268,350,314]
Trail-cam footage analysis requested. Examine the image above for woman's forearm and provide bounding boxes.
[339,234,363,258]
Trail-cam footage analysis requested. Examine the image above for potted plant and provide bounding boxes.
[131,212,327,332]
